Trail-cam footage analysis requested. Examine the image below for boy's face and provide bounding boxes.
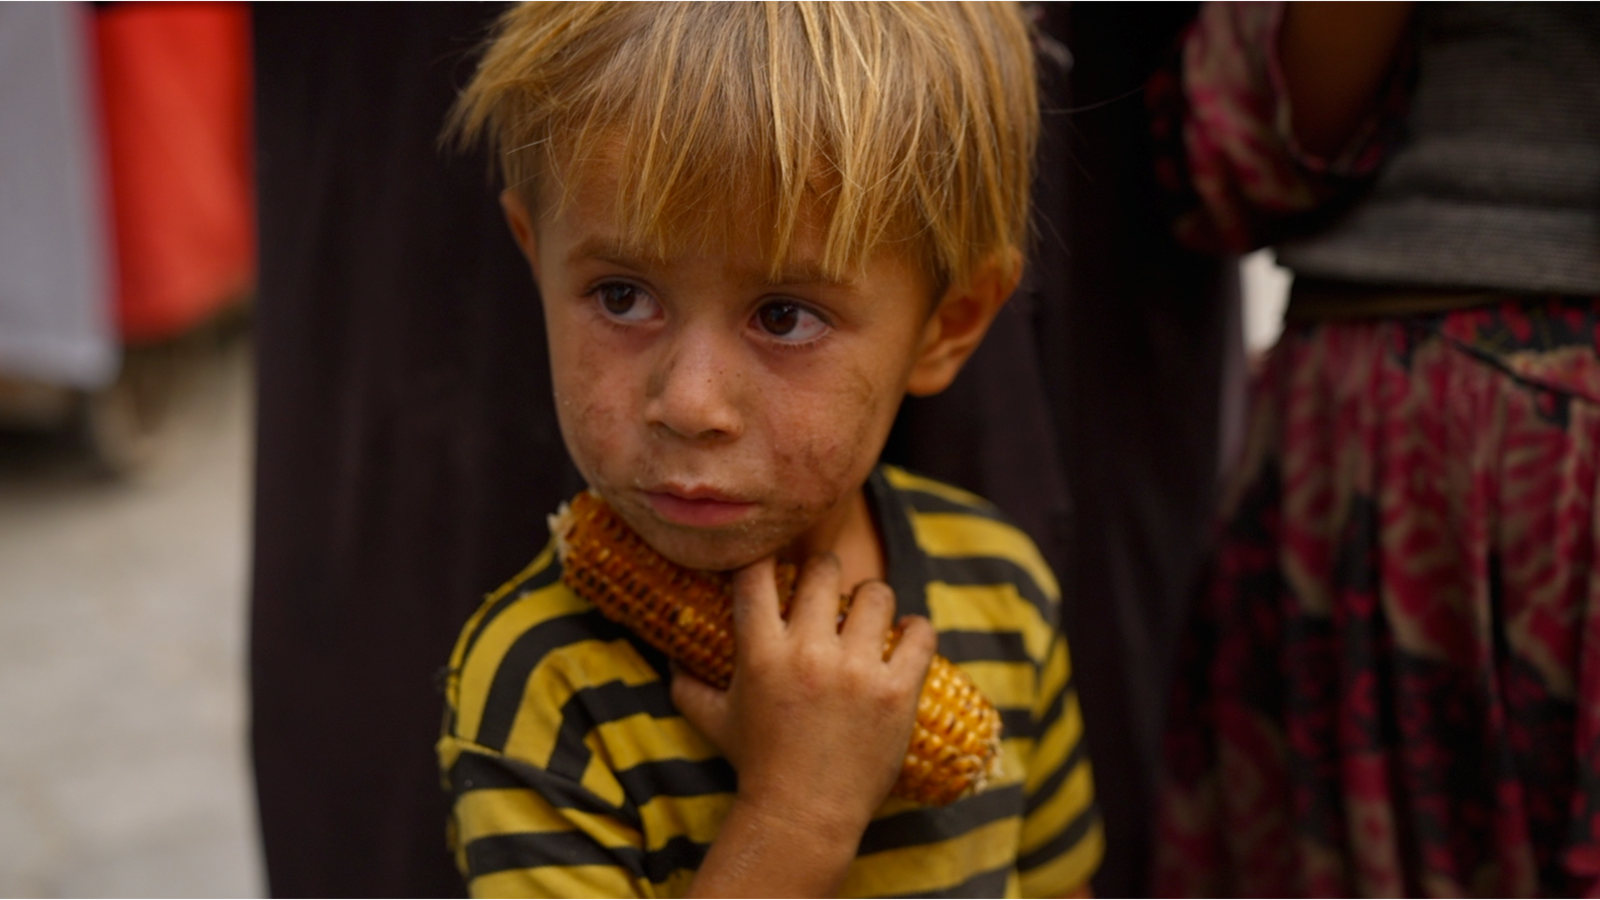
[506,168,969,572]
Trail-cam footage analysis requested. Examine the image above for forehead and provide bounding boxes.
[524,136,947,286]
[533,156,855,286]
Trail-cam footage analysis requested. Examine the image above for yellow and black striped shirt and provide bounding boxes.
[438,466,1101,897]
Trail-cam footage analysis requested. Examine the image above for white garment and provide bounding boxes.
[0,2,116,388]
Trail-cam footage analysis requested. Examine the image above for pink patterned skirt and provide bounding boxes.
[1156,298,1600,896]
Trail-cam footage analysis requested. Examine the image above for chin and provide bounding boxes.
[619,514,790,573]
[642,530,773,573]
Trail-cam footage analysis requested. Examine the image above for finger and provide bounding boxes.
[839,580,897,655]
[669,664,730,751]
[886,615,938,683]
[730,556,785,651]
[787,552,844,635]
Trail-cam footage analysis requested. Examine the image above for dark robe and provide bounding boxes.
[889,5,1238,894]
[251,7,582,896]
[249,4,1229,895]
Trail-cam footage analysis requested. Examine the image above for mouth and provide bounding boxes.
[640,485,758,528]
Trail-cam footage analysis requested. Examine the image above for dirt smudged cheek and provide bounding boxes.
[553,339,632,488]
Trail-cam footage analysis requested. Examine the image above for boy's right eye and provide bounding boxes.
[593,282,661,324]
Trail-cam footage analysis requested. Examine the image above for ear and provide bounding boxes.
[905,249,1021,397]
[500,189,542,282]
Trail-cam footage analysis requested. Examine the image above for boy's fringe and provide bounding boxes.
[447,2,1037,289]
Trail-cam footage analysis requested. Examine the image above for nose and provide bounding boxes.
[644,328,744,441]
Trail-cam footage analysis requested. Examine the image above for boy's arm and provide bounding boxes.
[670,556,937,898]
[441,740,652,898]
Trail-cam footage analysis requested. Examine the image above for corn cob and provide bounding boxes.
[551,490,1003,806]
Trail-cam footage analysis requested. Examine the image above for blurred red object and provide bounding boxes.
[95,2,253,344]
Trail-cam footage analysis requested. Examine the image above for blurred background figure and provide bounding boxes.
[249,6,583,896]
[0,3,114,416]
[0,1,259,896]
[0,1,252,473]
[1156,3,1600,895]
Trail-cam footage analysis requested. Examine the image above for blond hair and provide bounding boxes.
[450,2,1037,289]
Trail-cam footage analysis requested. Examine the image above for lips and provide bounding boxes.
[641,486,757,528]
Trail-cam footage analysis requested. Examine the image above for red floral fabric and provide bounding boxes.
[1146,2,1410,255]
[1157,300,1600,896]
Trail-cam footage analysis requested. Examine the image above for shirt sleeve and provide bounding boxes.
[441,735,658,899]
[1146,1,1413,254]
[1015,632,1102,897]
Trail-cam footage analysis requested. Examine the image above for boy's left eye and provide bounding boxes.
[593,282,661,323]
[752,301,829,343]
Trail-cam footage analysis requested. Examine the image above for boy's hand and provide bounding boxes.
[672,554,937,897]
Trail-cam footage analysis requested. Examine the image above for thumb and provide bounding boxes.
[670,664,730,751]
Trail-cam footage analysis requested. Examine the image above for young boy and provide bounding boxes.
[437,3,1101,896]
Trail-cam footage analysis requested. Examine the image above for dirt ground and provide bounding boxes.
[0,330,261,897]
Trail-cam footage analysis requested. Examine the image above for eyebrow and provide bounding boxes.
[766,261,846,288]
[565,236,654,271]
[565,235,848,288]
